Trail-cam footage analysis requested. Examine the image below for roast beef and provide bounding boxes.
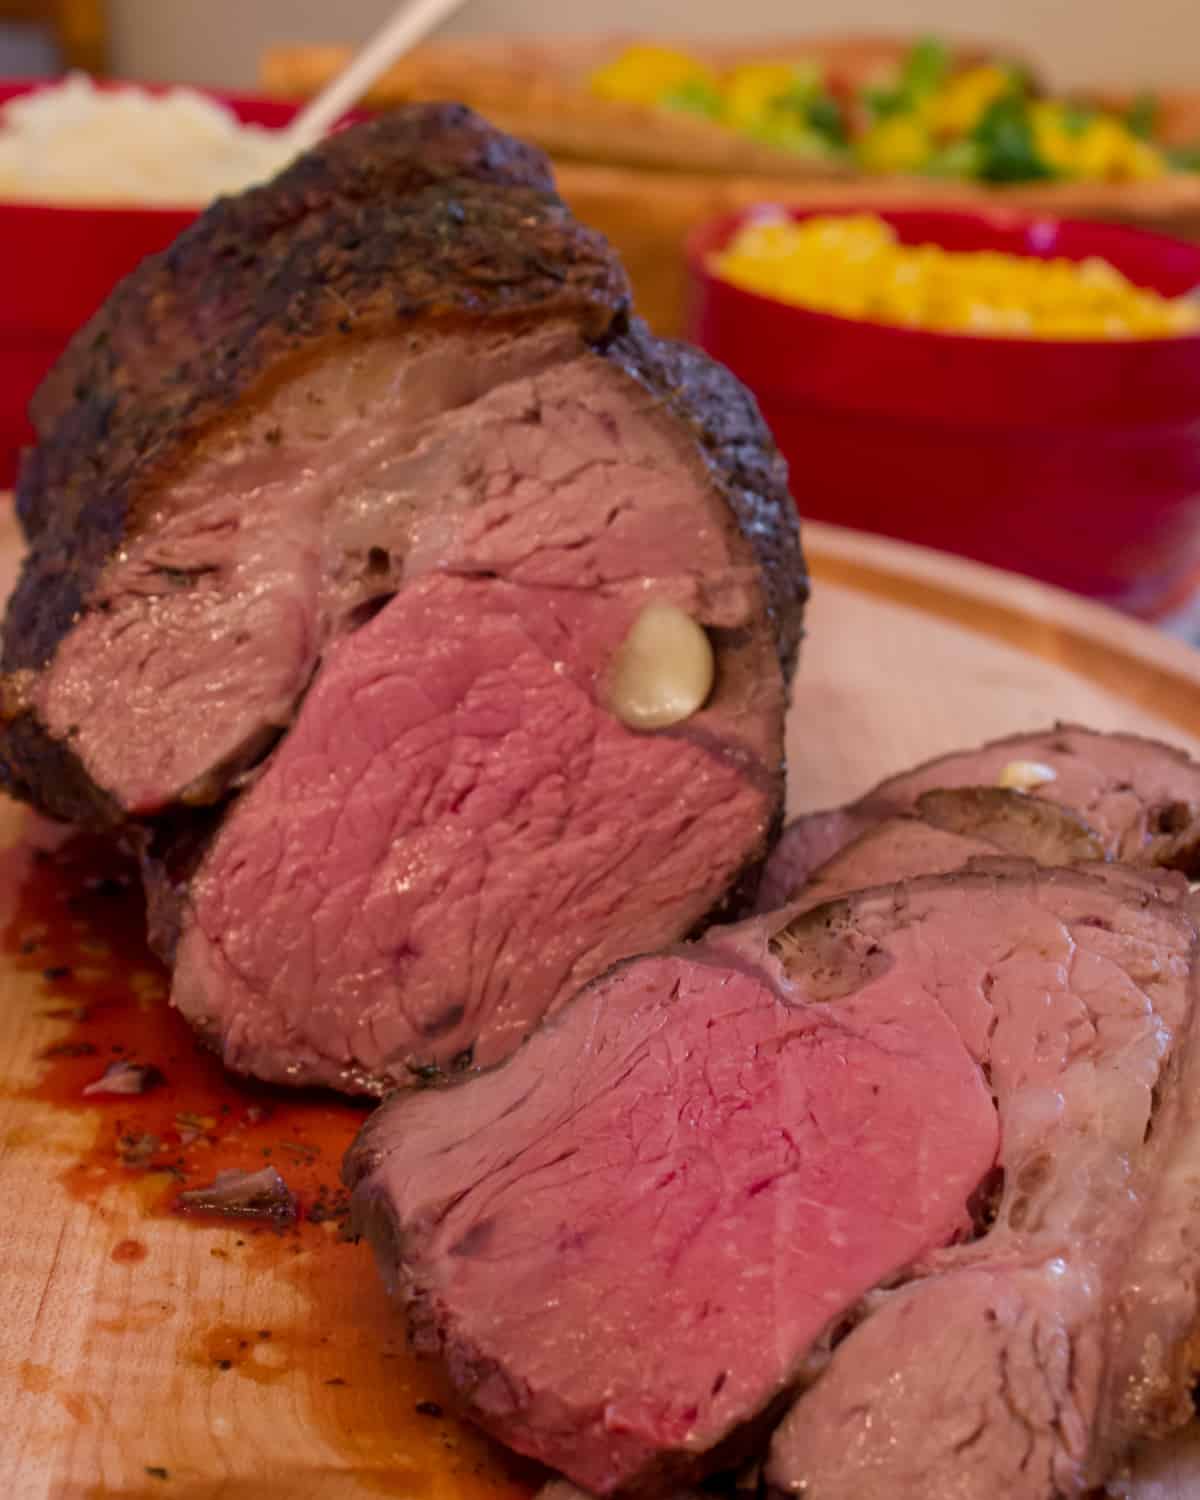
[766,869,1200,1500]
[793,786,1105,911]
[759,725,1200,910]
[345,862,1198,1496]
[0,105,805,1093]
[4,104,803,826]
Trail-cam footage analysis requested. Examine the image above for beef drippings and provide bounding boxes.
[3,825,366,1219]
[1,816,543,1499]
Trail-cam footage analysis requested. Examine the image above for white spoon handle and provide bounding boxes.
[285,0,471,153]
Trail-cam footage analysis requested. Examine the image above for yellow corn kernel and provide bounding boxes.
[589,45,715,108]
[711,213,1200,340]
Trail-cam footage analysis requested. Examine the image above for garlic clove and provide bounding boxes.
[609,602,715,732]
[996,760,1058,792]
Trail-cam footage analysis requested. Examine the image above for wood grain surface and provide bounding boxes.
[1,506,1198,1499]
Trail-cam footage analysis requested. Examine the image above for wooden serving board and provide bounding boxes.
[2,507,1199,1500]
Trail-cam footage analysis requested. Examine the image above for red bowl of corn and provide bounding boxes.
[0,78,346,488]
[686,206,1200,618]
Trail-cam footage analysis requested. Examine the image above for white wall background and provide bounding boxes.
[109,0,1200,94]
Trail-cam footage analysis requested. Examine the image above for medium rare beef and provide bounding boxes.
[344,863,1197,1496]
[174,567,777,1089]
[766,870,1200,1500]
[0,105,805,1092]
[345,905,999,1492]
[758,725,1200,910]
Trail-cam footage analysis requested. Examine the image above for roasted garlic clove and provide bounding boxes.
[610,602,715,732]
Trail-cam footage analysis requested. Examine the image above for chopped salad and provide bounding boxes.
[590,38,1197,183]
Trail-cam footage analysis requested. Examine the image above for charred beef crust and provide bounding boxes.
[0,708,120,827]
[606,324,807,680]
[27,102,567,444]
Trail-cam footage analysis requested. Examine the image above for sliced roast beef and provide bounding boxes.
[915,784,1107,861]
[759,725,1200,910]
[766,869,1199,1500]
[345,901,999,1491]
[345,863,1197,1496]
[0,105,805,1092]
[792,787,1105,912]
[161,335,793,1094]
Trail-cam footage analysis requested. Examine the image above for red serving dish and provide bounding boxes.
[0,81,319,489]
[686,207,1200,618]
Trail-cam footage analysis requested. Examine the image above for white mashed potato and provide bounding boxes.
[0,74,297,206]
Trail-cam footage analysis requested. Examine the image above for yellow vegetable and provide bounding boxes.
[1031,102,1168,182]
[856,116,932,173]
[721,62,806,132]
[589,45,716,107]
[712,214,1200,339]
[588,41,1183,185]
[924,65,1014,136]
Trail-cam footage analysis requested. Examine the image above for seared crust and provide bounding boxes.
[28,102,579,443]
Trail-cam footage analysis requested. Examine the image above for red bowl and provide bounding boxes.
[686,207,1200,618]
[0,80,327,489]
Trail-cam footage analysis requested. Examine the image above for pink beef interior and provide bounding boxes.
[175,572,773,1089]
[346,862,1197,1497]
[36,325,588,813]
[166,346,782,1090]
[352,948,998,1492]
[766,865,1196,1500]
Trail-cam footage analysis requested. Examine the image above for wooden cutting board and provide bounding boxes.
[2,506,1199,1500]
